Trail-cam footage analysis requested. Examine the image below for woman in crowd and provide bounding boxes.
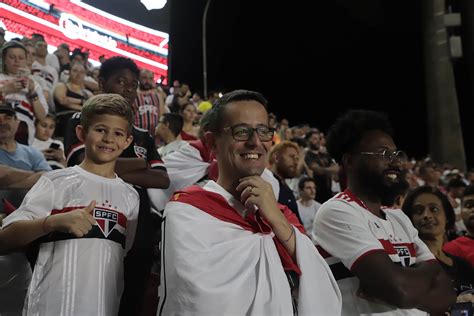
[53,61,92,136]
[179,102,199,141]
[0,40,48,145]
[402,186,474,305]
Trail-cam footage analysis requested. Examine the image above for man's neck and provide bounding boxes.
[298,198,312,207]
[347,180,382,217]
[35,57,46,66]
[79,159,116,179]
[0,139,17,152]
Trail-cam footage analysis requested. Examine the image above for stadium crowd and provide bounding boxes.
[0,31,473,316]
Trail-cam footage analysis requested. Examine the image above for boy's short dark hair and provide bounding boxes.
[99,56,139,82]
[162,112,183,137]
[326,110,394,165]
[81,94,133,134]
[35,113,57,126]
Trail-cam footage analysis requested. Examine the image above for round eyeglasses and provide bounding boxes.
[359,150,408,163]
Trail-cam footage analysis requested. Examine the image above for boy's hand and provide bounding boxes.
[46,201,97,237]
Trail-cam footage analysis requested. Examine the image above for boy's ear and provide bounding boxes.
[123,134,133,150]
[76,125,86,143]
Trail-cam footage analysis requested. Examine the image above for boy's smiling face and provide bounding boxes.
[76,114,133,165]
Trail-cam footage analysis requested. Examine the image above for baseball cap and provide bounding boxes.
[0,102,16,115]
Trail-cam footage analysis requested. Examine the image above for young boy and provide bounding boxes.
[0,93,139,315]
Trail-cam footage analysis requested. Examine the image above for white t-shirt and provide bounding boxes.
[2,165,139,316]
[312,190,435,316]
[31,137,65,169]
[297,199,321,234]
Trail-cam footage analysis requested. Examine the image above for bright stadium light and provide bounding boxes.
[140,0,167,10]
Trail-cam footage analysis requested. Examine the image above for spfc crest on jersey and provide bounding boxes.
[94,208,118,237]
[134,145,147,159]
[394,245,411,267]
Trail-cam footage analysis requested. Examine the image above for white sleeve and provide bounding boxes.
[34,81,49,114]
[125,191,140,253]
[2,176,54,227]
[313,200,384,269]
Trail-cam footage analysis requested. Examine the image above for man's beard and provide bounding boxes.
[140,83,152,90]
[354,161,399,201]
[308,142,320,151]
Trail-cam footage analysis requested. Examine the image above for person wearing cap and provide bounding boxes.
[0,102,50,314]
[0,40,49,145]
[0,103,51,172]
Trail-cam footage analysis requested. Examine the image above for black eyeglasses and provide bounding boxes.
[360,150,408,163]
[222,125,275,142]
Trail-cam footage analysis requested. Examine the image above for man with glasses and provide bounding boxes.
[158,89,341,315]
[312,110,455,315]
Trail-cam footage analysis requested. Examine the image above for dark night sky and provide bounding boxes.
[88,0,473,167]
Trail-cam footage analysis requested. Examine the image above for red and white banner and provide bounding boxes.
[0,0,168,80]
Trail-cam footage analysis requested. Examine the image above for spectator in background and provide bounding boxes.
[155,112,187,158]
[0,27,6,47]
[132,69,166,135]
[297,177,321,234]
[30,33,60,74]
[402,186,474,305]
[0,40,48,145]
[32,113,66,169]
[54,43,71,76]
[419,161,442,189]
[304,130,339,203]
[179,102,199,141]
[443,184,474,267]
[0,102,50,172]
[268,140,303,223]
[24,41,53,111]
[54,62,92,136]
[447,177,468,234]
[313,109,455,315]
[31,40,58,95]
[0,102,50,314]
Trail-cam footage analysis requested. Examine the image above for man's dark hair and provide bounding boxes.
[304,130,319,142]
[207,89,268,133]
[326,110,394,165]
[446,178,467,191]
[99,56,139,82]
[162,113,183,137]
[463,184,474,199]
[402,185,456,231]
[290,137,306,148]
[298,176,316,190]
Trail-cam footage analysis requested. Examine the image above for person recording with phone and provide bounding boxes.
[158,89,341,315]
[32,113,66,169]
[0,41,48,145]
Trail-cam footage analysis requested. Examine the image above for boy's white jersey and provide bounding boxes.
[2,165,139,316]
